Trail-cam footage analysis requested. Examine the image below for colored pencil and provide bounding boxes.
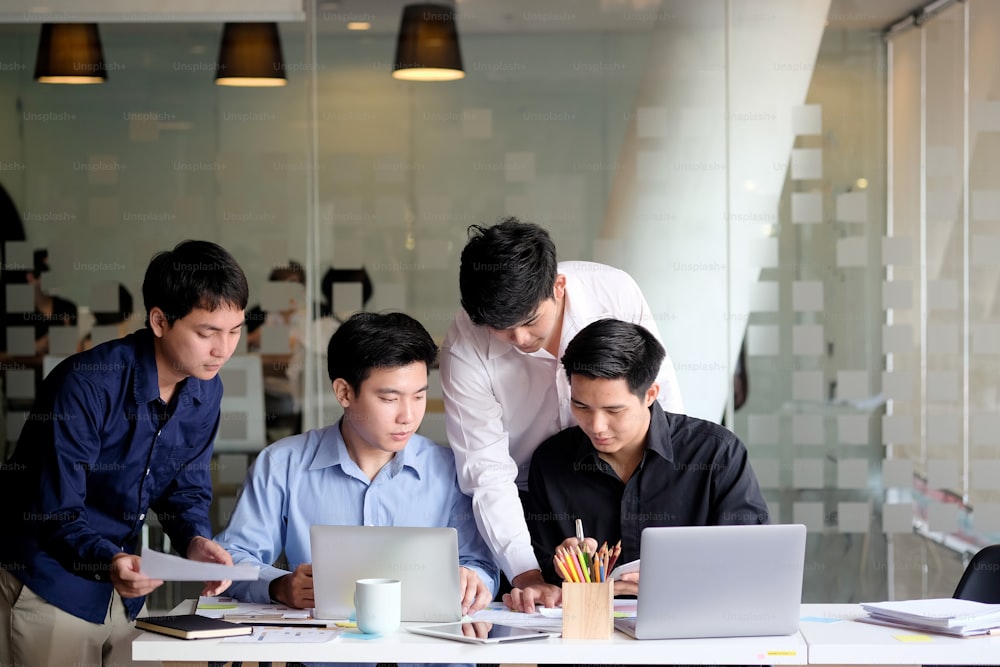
[554,555,573,582]
[606,540,622,573]
[575,545,591,583]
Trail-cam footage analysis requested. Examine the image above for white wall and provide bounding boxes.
[602,0,831,421]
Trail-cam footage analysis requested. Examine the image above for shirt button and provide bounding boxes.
[138,513,145,521]
[95,574,101,581]
[145,468,150,476]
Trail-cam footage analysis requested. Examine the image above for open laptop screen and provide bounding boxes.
[617,523,806,639]
[309,524,462,622]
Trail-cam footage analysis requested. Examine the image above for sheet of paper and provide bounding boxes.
[196,597,326,625]
[537,600,637,619]
[861,598,1000,625]
[140,547,259,581]
[470,602,561,630]
[610,559,639,581]
[222,627,341,643]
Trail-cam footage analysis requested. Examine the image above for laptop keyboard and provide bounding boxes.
[614,618,637,635]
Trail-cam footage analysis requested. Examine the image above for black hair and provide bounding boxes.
[327,312,437,392]
[245,304,267,334]
[31,249,48,277]
[321,267,374,314]
[458,217,557,330]
[4,248,48,284]
[92,283,134,326]
[269,260,306,284]
[561,319,665,399]
[142,240,249,326]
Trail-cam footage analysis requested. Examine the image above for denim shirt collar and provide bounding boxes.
[130,328,205,407]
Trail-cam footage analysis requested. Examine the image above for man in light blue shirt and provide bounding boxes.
[215,312,497,667]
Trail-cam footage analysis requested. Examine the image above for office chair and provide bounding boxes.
[924,544,1000,667]
[952,544,1000,603]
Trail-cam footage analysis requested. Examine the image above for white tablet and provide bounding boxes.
[407,622,560,644]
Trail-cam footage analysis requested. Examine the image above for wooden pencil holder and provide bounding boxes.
[561,581,614,640]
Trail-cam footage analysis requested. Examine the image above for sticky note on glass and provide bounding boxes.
[791,192,822,223]
[893,634,932,643]
[791,148,822,180]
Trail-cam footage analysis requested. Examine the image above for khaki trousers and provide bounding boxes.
[0,567,161,667]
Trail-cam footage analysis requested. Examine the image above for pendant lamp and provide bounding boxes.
[215,22,287,87]
[34,23,106,84]
[392,3,465,81]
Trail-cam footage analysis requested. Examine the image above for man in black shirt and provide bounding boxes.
[506,318,768,608]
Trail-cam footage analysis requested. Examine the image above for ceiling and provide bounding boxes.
[314,0,938,34]
[0,0,937,34]
[825,0,934,30]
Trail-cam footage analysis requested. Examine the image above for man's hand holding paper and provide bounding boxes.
[139,545,258,592]
[111,553,164,598]
[187,536,236,596]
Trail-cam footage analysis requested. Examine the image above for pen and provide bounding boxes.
[575,518,585,543]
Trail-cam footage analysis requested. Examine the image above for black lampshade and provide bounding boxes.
[215,22,287,87]
[34,23,106,84]
[392,3,464,81]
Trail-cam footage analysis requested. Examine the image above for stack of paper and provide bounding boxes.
[859,598,1000,637]
[195,596,333,627]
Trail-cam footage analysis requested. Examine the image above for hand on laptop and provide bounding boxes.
[503,570,562,612]
[268,563,315,609]
[459,566,492,615]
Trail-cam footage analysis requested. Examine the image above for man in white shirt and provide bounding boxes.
[439,218,683,611]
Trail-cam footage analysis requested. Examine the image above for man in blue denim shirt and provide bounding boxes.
[0,240,249,667]
[216,312,498,667]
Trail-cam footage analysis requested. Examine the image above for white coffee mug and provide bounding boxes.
[354,578,401,635]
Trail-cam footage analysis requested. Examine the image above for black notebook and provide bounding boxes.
[135,614,254,640]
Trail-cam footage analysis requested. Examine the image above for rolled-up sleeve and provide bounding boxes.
[440,333,538,581]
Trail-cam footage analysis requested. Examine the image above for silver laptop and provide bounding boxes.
[615,524,806,639]
[309,525,462,622]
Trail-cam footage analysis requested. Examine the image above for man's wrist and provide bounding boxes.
[511,569,546,589]
[267,576,283,605]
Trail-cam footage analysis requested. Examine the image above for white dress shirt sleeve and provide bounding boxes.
[440,322,541,581]
[633,285,684,414]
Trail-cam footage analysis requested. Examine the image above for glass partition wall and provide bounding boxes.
[885,0,1000,598]
[0,0,984,610]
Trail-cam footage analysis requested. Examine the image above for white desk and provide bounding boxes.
[133,600,807,665]
[799,603,1000,665]
[137,601,1000,665]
